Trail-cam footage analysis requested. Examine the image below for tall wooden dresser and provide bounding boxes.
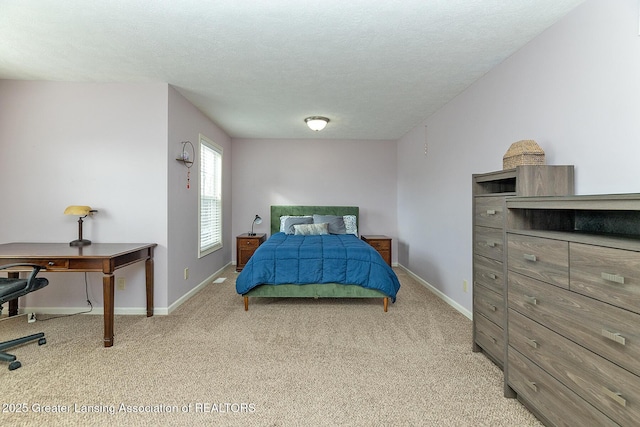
[505,194,640,426]
[472,165,574,369]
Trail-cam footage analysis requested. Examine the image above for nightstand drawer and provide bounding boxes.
[507,234,568,289]
[570,242,640,315]
[238,239,259,249]
[367,239,390,251]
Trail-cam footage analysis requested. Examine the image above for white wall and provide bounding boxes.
[397,0,640,315]
[0,81,234,314]
[167,86,233,306]
[0,81,169,312]
[231,138,398,262]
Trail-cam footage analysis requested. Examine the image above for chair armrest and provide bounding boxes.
[0,263,44,282]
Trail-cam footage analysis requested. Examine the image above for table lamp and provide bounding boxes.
[249,214,262,236]
[64,205,98,247]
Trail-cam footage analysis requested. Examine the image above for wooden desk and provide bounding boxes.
[0,242,157,347]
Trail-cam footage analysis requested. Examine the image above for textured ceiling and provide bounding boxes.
[0,0,585,140]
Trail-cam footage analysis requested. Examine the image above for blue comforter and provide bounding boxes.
[236,233,400,302]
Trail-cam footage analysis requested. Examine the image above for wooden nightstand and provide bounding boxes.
[361,235,392,266]
[236,233,266,272]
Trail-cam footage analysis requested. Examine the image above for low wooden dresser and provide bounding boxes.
[505,194,640,426]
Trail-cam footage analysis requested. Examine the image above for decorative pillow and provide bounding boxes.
[279,215,312,233]
[294,222,329,236]
[282,216,313,234]
[312,214,346,234]
[343,215,358,236]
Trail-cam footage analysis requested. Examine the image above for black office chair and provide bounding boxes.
[0,263,49,370]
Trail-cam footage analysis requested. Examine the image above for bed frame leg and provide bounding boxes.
[244,296,249,311]
[383,297,388,312]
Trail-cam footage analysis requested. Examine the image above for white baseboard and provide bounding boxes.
[396,264,472,320]
[16,306,153,316]
[166,262,232,314]
[19,262,233,317]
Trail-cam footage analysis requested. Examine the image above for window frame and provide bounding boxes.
[198,133,223,258]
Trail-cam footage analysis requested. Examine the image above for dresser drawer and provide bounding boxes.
[366,239,390,251]
[473,254,503,295]
[32,258,71,270]
[475,196,505,229]
[508,347,616,427]
[507,234,568,289]
[474,310,504,365]
[509,271,640,377]
[570,242,640,315]
[509,309,640,426]
[238,238,260,249]
[474,226,504,261]
[474,283,504,327]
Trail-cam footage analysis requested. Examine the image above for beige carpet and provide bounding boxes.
[1,266,542,426]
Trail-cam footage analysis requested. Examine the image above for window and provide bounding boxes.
[199,134,223,257]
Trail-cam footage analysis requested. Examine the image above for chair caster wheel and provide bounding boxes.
[38,338,46,345]
[8,361,21,370]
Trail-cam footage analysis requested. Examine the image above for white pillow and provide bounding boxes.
[294,223,329,236]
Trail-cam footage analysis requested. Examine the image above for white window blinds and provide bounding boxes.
[199,134,223,257]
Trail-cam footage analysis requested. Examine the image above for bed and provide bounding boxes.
[236,205,400,311]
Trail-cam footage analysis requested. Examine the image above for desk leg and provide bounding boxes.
[8,272,19,316]
[8,299,18,316]
[145,257,154,317]
[103,274,115,347]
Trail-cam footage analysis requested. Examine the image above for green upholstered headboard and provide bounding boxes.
[270,205,359,235]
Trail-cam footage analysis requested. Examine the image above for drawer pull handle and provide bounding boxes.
[601,329,626,346]
[523,253,537,262]
[487,303,497,312]
[486,241,496,248]
[526,380,538,392]
[602,387,627,407]
[480,330,497,344]
[526,338,539,349]
[48,261,55,266]
[486,209,496,215]
[488,273,497,280]
[601,272,625,284]
[524,295,538,305]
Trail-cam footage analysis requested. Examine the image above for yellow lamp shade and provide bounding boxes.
[64,205,93,216]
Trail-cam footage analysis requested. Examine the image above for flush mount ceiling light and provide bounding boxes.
[304,116,330,131]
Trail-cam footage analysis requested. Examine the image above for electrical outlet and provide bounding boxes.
[184,268,189,280]
[117,277,126,291]
[463,280,468,293]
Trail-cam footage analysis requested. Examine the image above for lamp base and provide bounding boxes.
[247,233,257,236]
[69,239,92,247]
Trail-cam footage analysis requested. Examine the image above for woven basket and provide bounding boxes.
[503,140,545,169]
